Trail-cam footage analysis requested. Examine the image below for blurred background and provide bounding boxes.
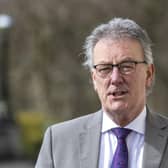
[0,0,168,167]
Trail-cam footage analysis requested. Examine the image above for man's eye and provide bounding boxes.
[99,67,111,72]
[121,65,133,69]
[121,63,134,69]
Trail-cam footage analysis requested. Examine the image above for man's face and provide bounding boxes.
[92,38,154,122]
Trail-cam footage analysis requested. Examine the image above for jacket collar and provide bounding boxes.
[79,110,102,168]
[143,109,168,168]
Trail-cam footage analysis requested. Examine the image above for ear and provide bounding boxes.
[146,64,155,88]
[91,70,97,91]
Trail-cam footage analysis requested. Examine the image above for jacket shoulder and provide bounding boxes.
[148,110,168,129]
[49,110,102,136]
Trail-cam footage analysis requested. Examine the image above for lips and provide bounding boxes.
[108,89,128,97]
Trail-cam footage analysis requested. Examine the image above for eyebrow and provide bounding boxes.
[95,57,136,65]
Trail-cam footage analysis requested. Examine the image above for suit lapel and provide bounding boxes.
[79,111,102,168]
[143,110,168,168]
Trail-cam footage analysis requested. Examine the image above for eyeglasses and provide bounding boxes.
[93,60,147,78]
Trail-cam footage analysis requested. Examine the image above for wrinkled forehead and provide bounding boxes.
[93,38,144,64]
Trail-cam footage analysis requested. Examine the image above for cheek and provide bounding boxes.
[94,79,109,98]
[131,76,146,95]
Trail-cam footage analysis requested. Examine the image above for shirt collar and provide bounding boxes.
[101,106,146,135]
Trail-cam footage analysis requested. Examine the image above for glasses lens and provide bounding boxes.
[94,61,139,77]
[120,62,135,74]
[96,64,112,77]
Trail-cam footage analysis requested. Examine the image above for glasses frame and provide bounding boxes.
[93,60,147,78]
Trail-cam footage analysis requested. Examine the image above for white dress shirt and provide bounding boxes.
[99,107,146,168]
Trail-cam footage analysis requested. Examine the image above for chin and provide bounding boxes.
[106,101,129,113]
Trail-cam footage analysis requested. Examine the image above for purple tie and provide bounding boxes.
[111,128,131,168]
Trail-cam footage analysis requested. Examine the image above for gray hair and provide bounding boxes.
[83,17,153,69]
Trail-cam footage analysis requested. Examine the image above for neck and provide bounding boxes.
[104,106,145,127]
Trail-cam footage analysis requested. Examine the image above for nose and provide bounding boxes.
[110,67,123,84]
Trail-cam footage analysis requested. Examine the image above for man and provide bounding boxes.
[35,18,168,168]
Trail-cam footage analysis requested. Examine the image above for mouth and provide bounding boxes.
[108,90,128,98]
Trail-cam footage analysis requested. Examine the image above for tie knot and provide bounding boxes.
[112,128,131,139]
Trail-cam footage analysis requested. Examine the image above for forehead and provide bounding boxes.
[93,38,144,63]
